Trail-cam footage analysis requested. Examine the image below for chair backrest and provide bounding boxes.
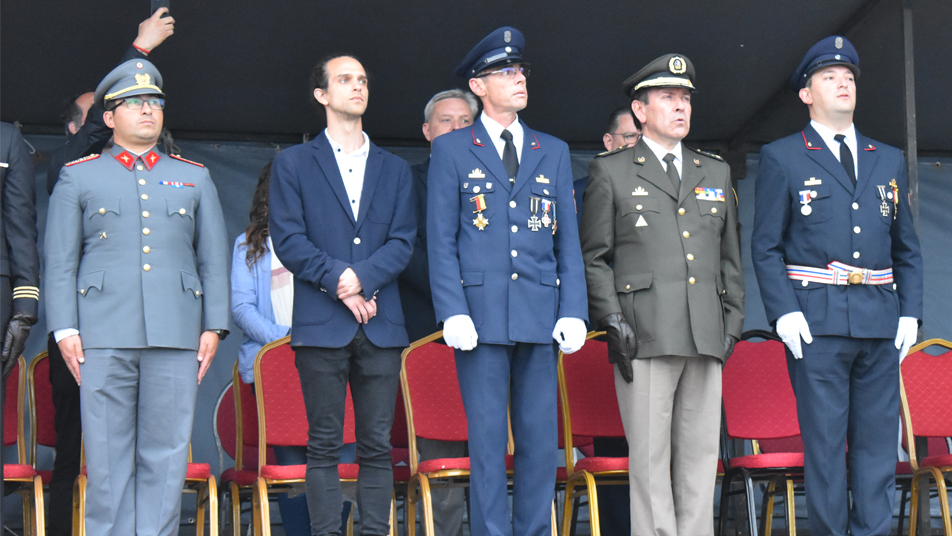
[900,338,952,467]
[27,352,57,467]
[401,333,468,472]
[3,356,26,464]
[213,379,236,474]
[722,336,800,441]
[255,337,355,468]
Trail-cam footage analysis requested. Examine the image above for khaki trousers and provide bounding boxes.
[615,355,722,536]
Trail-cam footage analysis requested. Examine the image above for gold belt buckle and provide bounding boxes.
[848,271,864,285]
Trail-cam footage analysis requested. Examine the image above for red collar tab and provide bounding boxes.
[801,131,822,150]
[114,151,135,170]
[142,151,161,170]
[530,133,541,150]
[864,144,876,151]
[471,127,485,147]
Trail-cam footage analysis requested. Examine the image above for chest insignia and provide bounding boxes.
[635,215,648,227]
[804,177,822,186]
[535,174,550,184]
[632,187,648,196]
[694,187,725,202]
[469,168,486,179]
[159,181,195,188]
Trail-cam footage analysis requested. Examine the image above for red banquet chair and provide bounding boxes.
[26,352,57,488]
[251,336,395,536]
[558,332,628,536]
[901,338,952,535]
[2,355,45,535]
[718,331,803,536]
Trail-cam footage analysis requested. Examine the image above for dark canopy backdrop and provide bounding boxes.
[2,0,950,527]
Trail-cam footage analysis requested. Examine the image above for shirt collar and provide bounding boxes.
[641,135,682,165]
[480,113,523,142]
[324,129,370,157]
[810,120,856,150]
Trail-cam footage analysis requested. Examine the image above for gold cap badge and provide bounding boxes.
[669,56,687,74]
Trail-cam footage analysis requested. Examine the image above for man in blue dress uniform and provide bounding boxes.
[427,27,588,536]
[751,36,923,536]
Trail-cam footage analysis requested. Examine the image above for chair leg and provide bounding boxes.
[551,498,558,536]
[785,478,797,536]
[230,482,242,536]
[898,481,910,536]
[391,489,398,536]
[909,471,921,536]
[741,469,759,536]
[195,482,207,536]
[419,476,435,536]
[577,472,601,536]
[208,476,219,536]
[561,479,576,536]
[34,475,47,536]
[935,469,952,536]
[762,479,776,536]
[252,478,271,536]
[407,478,419,536]
[73,474,87,536]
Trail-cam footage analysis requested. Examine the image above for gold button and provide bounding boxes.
[682,231,690,238]
[137,165,144,171]
[678,208,686,215]
[141,194,149,200]
[80,289,86,295]
[711,207,718,214]
[99,208,105,214]
[687,254,694,261]
[142,211,150,218]
[195,291,201,296]
[354,237,361,245]
[179,208,186,215]
[143,228,150,235]
[636,204,643,210]
[511,273,518,280]
[511,250,518,257]
[143,264,151,271]
[626,284,631,290]
[511,225,518,233]
[543,189,550,195]
[509,201,517,208]
[139,179,146,185]
[143,246,150,253]
[689,277,696,284]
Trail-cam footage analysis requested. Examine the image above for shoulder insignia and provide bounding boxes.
[688,147,724,162]
[169,154,204,167]
[64,154,101,167]
[595,146,629,158]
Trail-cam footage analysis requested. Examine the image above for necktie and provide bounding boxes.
[500,129,519,184]
[834,134,856,187]
[663,153,680,192]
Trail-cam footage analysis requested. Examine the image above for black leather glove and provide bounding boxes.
[724,334,739,361]
[2,312,38,380]
[602,313,637,383]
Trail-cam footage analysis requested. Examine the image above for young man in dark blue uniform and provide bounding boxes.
[427,27,588,536]
[751,36,923,536]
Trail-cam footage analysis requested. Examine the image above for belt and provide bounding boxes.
[786,261,893,286]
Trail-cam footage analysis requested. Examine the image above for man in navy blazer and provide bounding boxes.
[269,55,415,536]
[428,27,588,536]
[751,36,923,535]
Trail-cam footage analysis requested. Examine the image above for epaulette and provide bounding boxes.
[64,154,100,167]
[594,146,629,158]
[687,147,724,162]
[169,154,204,167]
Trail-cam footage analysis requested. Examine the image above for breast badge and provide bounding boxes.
[799,189,815,216]
[631,187,648,196]
[694,187,725,202]
[528,197,542,231]
[469,168,486,179]
[471,194,489,230]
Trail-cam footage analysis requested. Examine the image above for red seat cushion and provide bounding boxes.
[259,463,361,481]
[38,470,53,483]
[3,464,37,479]
[729,452,804,470]
[392,465,411,482]
[717,459,724,474]
[186,463,211,480]
[573,457,629,474]
[896,461,914,475]
[921,453,952,469]
[417,455,514,475]
[556,467,568,481]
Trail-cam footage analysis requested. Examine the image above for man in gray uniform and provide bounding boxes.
[580,54,744,536]
[44,59,229,536]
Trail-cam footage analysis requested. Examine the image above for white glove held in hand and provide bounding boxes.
[895,316,919,363]
[776,311,813,360]
[443,315,478,351]
[553,317,587,354]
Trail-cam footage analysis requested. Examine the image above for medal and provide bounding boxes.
[798,189,813,216]
[551,201,557,235]
[801,205,812,216]
[540,199,552,228]
[877,185,890,217]
[470,194,489,230]
[889,179,899,220]
[528,196,542,231]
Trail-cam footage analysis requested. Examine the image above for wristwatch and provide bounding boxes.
[208,329,229,341]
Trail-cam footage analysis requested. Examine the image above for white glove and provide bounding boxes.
[776,311,813,360]
[443,314,478,351]
[895,316,919,363]
[553,317,587,354]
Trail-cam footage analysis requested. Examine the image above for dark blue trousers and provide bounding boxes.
[787,336,899,536]
[455,342,557,536]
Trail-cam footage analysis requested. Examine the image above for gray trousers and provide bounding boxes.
[80,348,198,536]
[615,355,721,536]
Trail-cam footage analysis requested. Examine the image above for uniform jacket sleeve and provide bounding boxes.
[580,157,620,327]
[889,160,923,319]
[551,143,588,321]
[719,165,745,338]
[426,134,468,322]
[44,169,84,332]
[195,168,230,330]
[2,124,39,317]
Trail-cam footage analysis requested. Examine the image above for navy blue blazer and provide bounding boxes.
[751,124,923,338]
[427,118,588,345]
[269,132,416,349]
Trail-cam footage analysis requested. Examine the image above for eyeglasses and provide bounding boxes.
[117,97,165,110]
[477,66,530,79]
[610,131,641,143]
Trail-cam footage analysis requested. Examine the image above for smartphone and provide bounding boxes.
[151,0,170,17]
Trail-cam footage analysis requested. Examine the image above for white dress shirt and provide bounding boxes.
[811,120,859,180]
[641,135,684,179]
[325,129,371,220]
[480,113,524,164]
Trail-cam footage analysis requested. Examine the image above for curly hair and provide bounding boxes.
[242,161,273,269]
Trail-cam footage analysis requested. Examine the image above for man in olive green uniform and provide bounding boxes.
[580,54,744,536]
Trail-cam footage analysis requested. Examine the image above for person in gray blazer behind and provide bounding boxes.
[44,59,229,536]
